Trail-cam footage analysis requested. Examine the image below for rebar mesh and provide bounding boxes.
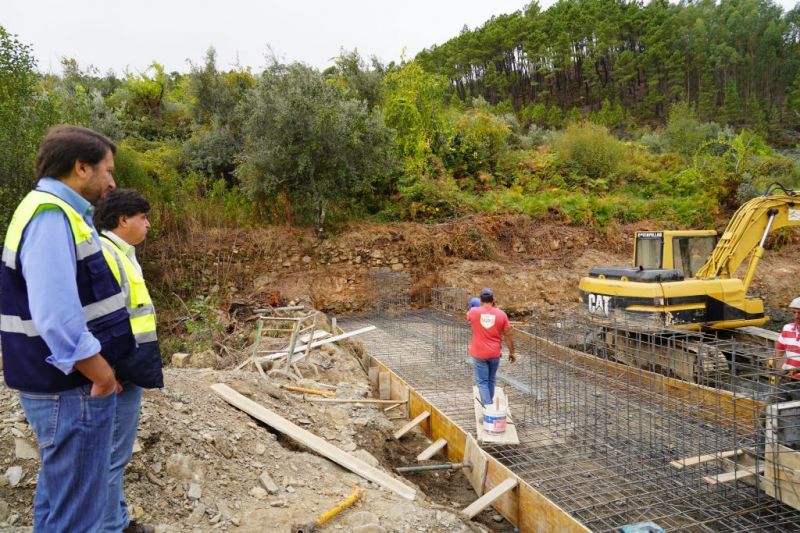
[339,280,800,532]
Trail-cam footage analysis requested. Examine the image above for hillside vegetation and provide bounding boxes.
[3,0,800,240]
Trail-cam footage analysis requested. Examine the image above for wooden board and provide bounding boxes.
[211,383,416,500]
[394,411,431,440]
[417,438,447,462]
[670,449,743,469]
[257,326,376,362]
[379,371,391,400]
[463,436,488,496]
[703,465,763,485]
[473,387,519,445]
[367,366,379,389]
[461,477,518,519]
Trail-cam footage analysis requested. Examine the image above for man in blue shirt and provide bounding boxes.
[1,126,136,532]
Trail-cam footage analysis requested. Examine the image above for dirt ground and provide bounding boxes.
[2,215,800,531]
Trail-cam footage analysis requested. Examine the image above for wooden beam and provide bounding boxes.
[379,371,391,400]
[417,438,447,462]
[306,397,404,405]
[256,326,377,362]
[670,449,743,469]
[394,411,431,440]
[211,383,416,500]
[703,466,763,485]
[461,477,518,519]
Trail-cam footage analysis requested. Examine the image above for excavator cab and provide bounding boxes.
[588,230,717,285]
[634,230,717,277]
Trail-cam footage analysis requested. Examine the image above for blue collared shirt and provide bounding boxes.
[20,178,102,374]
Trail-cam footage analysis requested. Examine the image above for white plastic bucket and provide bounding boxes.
[482,404,507,434]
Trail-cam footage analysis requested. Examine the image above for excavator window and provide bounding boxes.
[635,234,662,268]
[672,236,716,278]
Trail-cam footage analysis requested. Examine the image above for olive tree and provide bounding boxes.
[238,62,397,233]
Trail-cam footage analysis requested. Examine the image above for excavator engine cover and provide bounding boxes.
[589,266,684,283]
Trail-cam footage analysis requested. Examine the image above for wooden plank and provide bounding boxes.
[211,383,416,500]
[417,438,447,461]
[463,436,488,496]
[368,367,379,389]
[461,477,518,520]
[670,449,743,469]
[473,387,519,445]
[379,371,391,400]
[256,326,376,362]
[306,398,404,405]
[394,411,431,440]
[703,465,763,485]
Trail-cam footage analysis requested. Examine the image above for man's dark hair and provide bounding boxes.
[35,125,116,180]
[480,293,494,304]
[94,189,150,231]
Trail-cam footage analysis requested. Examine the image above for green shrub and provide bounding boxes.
[551,122,625,181]
[665,102,721,157]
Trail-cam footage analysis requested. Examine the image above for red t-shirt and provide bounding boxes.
[467,306,510,359]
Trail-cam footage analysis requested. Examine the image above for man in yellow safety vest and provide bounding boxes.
[94,188,163,533]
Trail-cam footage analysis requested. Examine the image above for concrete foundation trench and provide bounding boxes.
[339,274,800,532]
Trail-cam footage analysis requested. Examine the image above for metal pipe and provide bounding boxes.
[396,462,471,473]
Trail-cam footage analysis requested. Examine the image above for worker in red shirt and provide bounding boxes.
[466,288,516,406]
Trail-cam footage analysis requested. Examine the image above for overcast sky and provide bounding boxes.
[2,0,531,74]
[3,0,799,76]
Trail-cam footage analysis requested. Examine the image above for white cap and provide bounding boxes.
[790,297,800,310]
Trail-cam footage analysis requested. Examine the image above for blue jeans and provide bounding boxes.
[472,356,500,406]
[20,383,116,533]
[103,382,143,532]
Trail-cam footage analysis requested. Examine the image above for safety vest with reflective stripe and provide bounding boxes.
[100,234,164,388]
[1,190,134,392]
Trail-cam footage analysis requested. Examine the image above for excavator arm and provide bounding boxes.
[695,188,800,292]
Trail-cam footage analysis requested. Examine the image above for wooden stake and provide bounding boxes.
[394,411,431,440]
[417,438,447,462]
[461,477,518,520]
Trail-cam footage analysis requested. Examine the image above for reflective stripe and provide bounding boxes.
[83,292,126,322]
[1,246,16,270]
[76,238,100,261]
[135,331,158,343]
[129,305,155,318]
[0,315,40,337]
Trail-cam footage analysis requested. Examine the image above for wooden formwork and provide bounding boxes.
[367,356,590,532]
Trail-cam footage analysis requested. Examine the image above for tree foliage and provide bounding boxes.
[238,62,398,232]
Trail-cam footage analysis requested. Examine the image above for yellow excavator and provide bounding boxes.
[579,184,800,380]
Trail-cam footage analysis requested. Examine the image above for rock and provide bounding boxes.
[347,511,380,528]
[352,449,380,468]
[352,526,386,533]
[390,263,404,271]
[492,513,504,522]
[549,239,560,251]
[5,466,22,487]
[370,250,384,259]
[131,439,142,454]
[213,434,235,459]
[259,471,280,494]
[282,261,291,268]
[0,498,9,521]
[14,438,38,460]
[302,256,312,263]
[171,352,191,367]
[187,483,202,500]
[165,453,202,482]
[189,349,220,369]
[269,499,286,507]
[254,443,267,455]
[187,503,206,525]
[354,256,362,264]
[248,487,267,499]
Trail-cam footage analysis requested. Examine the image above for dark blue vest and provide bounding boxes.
[1,195,135,392]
